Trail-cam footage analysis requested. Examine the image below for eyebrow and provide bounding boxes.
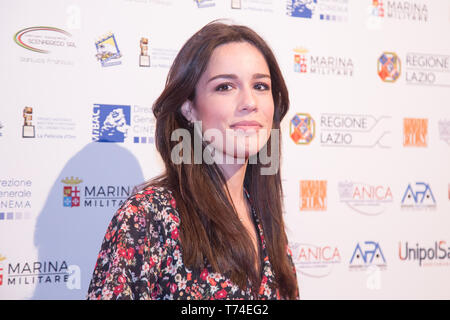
[206,73,271,83]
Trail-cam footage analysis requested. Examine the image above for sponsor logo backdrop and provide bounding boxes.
[0,0,449,299]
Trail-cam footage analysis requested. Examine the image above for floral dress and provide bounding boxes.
[86,185,299,300]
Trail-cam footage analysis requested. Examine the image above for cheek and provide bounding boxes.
[195,97,233,130]
[263,103,275,128]
[198,110,231,132]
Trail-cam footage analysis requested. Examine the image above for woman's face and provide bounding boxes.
[183,41,275,162]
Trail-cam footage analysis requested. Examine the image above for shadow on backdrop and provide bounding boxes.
[32,142,144,299]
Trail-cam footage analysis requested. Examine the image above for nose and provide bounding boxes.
[238,85,257,112]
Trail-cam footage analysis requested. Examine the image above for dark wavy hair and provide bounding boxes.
[144,20,298,299]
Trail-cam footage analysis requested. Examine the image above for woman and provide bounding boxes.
[87,20,299,300]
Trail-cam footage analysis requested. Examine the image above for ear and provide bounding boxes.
[180,100,198,122]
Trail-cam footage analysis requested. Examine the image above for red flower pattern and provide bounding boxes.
[87,186,299,300]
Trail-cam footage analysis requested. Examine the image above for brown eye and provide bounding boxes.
[215,83,233,91]
[254,82,270,91]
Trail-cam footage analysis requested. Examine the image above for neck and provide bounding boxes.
[216,155,248,207]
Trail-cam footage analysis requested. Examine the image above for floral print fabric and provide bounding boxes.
[87,185,299,300]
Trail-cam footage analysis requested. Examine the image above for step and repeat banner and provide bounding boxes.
[0,0,449,299]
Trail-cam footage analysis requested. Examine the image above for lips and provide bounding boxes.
[230,120,262,131]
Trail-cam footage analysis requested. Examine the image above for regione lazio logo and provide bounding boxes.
[300,180,327,211]
[403,118,428,147]
[61,177,83,208]
[290,113,315,145]
[378,52,401,82]
[92,104,131,143]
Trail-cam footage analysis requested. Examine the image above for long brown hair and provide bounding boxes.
[145,20,298,299]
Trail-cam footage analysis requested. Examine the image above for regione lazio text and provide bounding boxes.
[1,0,450,300]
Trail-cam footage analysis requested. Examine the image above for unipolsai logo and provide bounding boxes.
[349,241,387,271]
[401,182,436,210]
[290,113,315,145]
[62,177,83,208]
[92,104,131,143]
[399,241,450,267]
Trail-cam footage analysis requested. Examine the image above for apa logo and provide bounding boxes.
[403,118,428,147]
[377,52,401,82]
[349,241,387,271]
[300,180,327,211]
[62,177,83,208]
[401,182,436,209]
[290,113,315,145]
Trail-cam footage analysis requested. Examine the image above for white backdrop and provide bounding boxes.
[0,0,449,299]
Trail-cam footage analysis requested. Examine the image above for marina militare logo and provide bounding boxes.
[61,176,138,209]
[293,47,308,73]
[62,177,82,207]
